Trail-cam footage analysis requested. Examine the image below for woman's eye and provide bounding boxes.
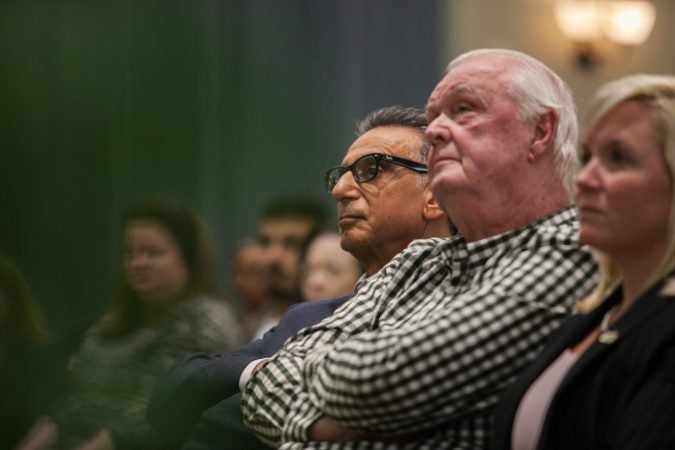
[579,146,591,166]
[327,266,342,276]
[607,147,632,167]
[147,248,163,257]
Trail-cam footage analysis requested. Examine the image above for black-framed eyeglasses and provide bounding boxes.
[324,152,428,193]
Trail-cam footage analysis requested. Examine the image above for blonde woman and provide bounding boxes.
[491,74,675,450]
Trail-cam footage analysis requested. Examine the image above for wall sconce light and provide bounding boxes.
[554,0,656,68]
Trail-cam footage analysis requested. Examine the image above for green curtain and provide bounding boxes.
[0,0,445,340]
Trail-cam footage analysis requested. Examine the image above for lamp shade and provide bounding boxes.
[600,1,656,45]
[555,0,603,42]
[555,0,656,45]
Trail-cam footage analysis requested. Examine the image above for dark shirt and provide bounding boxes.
[0,341,67,449]
[147,295,353,449]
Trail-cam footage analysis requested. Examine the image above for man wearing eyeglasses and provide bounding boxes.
[241,49,599,449]
[146,106,451,449]
[325,109,446,278]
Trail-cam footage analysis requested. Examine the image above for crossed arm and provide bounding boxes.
[146,296,353,441]
[241,237,597,447]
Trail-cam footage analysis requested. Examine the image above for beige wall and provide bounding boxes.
[445,0,675,128]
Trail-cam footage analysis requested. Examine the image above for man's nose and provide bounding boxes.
[264,242,286,263]
[425,115,452,145]
[332,171,359,200]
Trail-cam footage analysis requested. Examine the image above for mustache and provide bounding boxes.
[267,263,287,277]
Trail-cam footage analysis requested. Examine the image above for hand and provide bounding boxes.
[253,359,269,374]
[308,416,373,442]
[14,415,58,450]
[309,415,429,444]
[75,429,115,450]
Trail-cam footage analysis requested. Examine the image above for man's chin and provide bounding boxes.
[340,235,369,256]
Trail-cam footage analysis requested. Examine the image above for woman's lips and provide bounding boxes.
[576,204,603,218]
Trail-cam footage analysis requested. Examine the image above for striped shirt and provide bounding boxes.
[53,297,239,449]
[241,207,598,449]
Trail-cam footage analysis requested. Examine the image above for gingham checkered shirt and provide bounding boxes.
[241,207,598,449]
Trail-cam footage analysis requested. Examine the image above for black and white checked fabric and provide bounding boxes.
[241,207,598,449]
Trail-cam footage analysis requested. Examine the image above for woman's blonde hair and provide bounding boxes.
[577,74,675,312]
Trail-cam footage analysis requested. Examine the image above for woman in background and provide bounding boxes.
[29,199,240,450]
[0,255,65,450]
[491,74,675,449]
[300,231,363,302]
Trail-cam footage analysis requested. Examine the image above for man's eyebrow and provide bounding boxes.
[448,84,492,108]
[427,83,491,115]
[449,85,484,99]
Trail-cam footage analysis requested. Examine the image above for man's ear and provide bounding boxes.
[422,190,445,221]
[528,110,558,162]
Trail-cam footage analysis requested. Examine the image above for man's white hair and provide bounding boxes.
[449,49,579,199]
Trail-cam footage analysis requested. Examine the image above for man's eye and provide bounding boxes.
[283,237,303,250]
[355,161,378,180]
[453,103,473,115]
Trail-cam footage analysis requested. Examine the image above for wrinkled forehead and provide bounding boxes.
[427,57,515,108]
[343,126,424,164]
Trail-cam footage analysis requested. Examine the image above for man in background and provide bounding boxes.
[247,196,329,340]
[147,106,451,449]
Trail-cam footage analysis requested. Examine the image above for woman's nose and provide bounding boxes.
[575,158,601,191]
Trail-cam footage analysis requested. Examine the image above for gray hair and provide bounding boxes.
[449,49,579,199]
[356,106,429,163]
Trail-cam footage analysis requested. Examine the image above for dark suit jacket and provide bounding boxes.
[147,295,352,447]
[491,276,675,450]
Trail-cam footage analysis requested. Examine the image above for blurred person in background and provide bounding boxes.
[21,198,240,450]
[230,238,267,343]
[248,196,330,340]
[0,255,66,450]
[300,230,363,302]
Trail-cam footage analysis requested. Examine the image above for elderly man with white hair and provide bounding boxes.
[241,49,599,449]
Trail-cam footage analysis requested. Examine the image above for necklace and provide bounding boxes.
[600,304,621,332]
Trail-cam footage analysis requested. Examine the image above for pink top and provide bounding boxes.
[511,349,579,450]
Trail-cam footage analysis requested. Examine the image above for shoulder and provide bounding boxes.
[522,206,582,247]
[484,207,593,270]
[164,296,240,348]
[285,295,352,319]
[175,296,236,322]
[380,237,451,274]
